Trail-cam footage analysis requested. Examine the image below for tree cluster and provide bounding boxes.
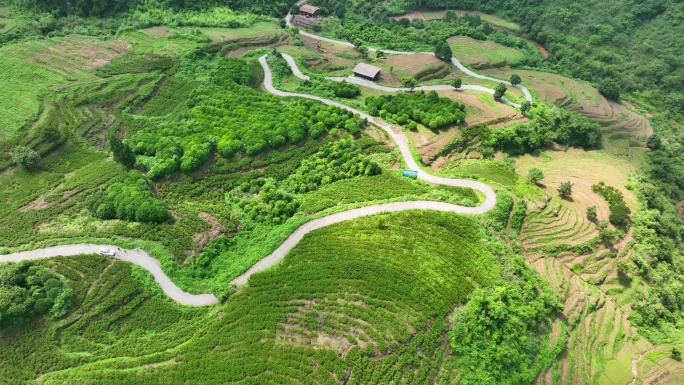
[0,262,73,330]
[227,178,300,224]
[486,104,602,154]
[365,90,466,130]
[434,40,452,61]
[12,146,40,169]
[130,57,366,180]
[592,182,631,226]
[283,139,381,193]
[92,170,169,223]
[449,255,563,384]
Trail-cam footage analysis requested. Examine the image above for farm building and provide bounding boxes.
[292,15,321,28]
[299,5,320,16]
[352,63,382,81]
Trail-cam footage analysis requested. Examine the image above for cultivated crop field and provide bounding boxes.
[447,36,524,68]
[0,212,516,383]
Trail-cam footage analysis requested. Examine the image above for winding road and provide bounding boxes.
[0,245,218,306]
[280,52,521,107]
[286,2,533,104]
[0,6,510,306]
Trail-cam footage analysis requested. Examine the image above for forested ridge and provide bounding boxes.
[7,0,297,17]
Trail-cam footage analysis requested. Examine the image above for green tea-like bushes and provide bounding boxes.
[510,199,527,234]
[96,54,177,77]
[488,189,514,231]
[92,170,168,223]
[131,58,366,180]
[365,90,466,129]
[227,178,300,224]
[140,77,198,117]
[226,140,379,224]
[284,139,380,193]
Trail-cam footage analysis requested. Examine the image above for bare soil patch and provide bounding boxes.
[142,26,173,37]
[19,194,53,212]
[30,37,130,77]
[193,212,227,251]
[391,11,426,21]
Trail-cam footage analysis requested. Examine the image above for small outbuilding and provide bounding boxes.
[299,5,320,16]
[352,63,382,81]
[292,15,321,28]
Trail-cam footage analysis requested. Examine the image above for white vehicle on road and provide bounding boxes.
[98,248,116,256]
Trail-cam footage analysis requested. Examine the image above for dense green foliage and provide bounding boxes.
[227,140,380,224]
[127,56,366,180]
[0,261,72,330]
[228,178,300,224]
[449,255,561,384]
[592,182,631,226]
[11,145,39,169]
[439,106,602,157]
[493,82,506,100]
[629,118,684,339]
[310,0,539,57]
[109,133,135,169]
[365,90,466,129]
[434,40,452,61]
[92,170,169,223]
[485,104,602,154]
[10,0,296,18]
[283,139,381,193]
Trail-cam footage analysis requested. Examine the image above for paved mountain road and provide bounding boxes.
[0,245,218,306]
[280,53,520,107]
[286,2,532,103]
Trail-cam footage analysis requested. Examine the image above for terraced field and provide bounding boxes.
[19,37,131,79]
[481,68,652,154]
[522,198,599,252]
[447,36,524,69]
[528,236,657,385]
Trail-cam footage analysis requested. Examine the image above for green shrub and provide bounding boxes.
[92,170,169,223]
[365,91,465,130]
[0,262,73,329]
